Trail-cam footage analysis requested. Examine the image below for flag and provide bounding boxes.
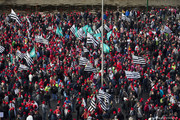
[104,24,110,32]
[16,50,24,59]
[87,32,99,46]
[125,71,141,79]
[107,31,112,40]
[8,9,21,26]
[132,55,146,64]
[0,46,5,53]
[26,16,32,30]
[30,47,36,58]
[75,28,83,39]
[84,62,97,73]
[94,33,101,41]
[10,54,13,64]
[56,26,63,37]
[103,43,110,53]
[94,26,102,34]
[122,13,130,22]
[88,96,96,112]
[82,25,89,34]
[70,24,76,35]
[83,46,89,53]
[164,26,172,34]
[24,52,33,66]
[79,57,89,66]
[97,89,111,111]
[87,26,94,34]
[35,35,49,45]
[82,98,86,107]
[18,64,29,71]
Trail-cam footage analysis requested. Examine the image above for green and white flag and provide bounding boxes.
[88,27,94,34]
[82,25,89,34]
[103,43,110,53]
[56,26,63,37]
[107,31,112,41]
[94,33,101,41]
[30,47,36,58]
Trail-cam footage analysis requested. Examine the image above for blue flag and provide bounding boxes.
[56,26,63,37]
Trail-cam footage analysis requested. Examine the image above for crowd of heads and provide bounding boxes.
[0,6,180,120]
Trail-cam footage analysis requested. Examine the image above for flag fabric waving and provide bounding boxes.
[94,33,101,41]
[132,55,146,65]
[94,26,103,34]
[30,47,36,58]
[24,52,33,66]
[125,71,141,79]
[79,57,89,66]
[0,46,5,53]
[8,9,21,26]
[16,50,24,59]
[70,24,76,35]
[104,24,111,32]
[107,31,112,40]
[103,43,110,53]
[26,16,32,30]
[35,35,49,45]
[18,64,29,71]
[88,96,96,112]
[83,46,89,53]
[87,32,99,47]
[84,62,97,73]
[97,89,111,111]
[56,26,63,37]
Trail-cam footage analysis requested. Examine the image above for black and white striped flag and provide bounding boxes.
[26,16,32,30]
[132,55,146,65]
[76,28,84,39]
[70,24,76,35]
[35,35,49,45]
[88,96,96,112]
[0,46,5,53]
[94,26,103,34]
[87,32,99,47]
[84,62,97,73]
[104,24,110,32]
[97,89,111,111]
[24,52,33,66]
[125,71,141,79]
[83,46,89,53]
[18,64,29,71]
[16,50,24,59]
[8,9,21,26]
[79,57,89,66]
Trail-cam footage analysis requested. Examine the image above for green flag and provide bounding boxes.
[87,27,94,34]
[10,54,13,64]
[103,43,110,53]
[107,31,112,41]
[83,25,89,34]
[30,47,36,58]
[59,27,63,37]
[56,27,63,37]
[94,33,101,41]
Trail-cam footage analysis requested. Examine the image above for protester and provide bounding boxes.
[0,6,179,120]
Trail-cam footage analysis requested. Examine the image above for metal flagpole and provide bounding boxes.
[101,0,104,87]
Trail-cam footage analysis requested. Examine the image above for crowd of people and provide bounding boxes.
[0,6,180,120]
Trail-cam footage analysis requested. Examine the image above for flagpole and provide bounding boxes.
[101,0,104,87]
